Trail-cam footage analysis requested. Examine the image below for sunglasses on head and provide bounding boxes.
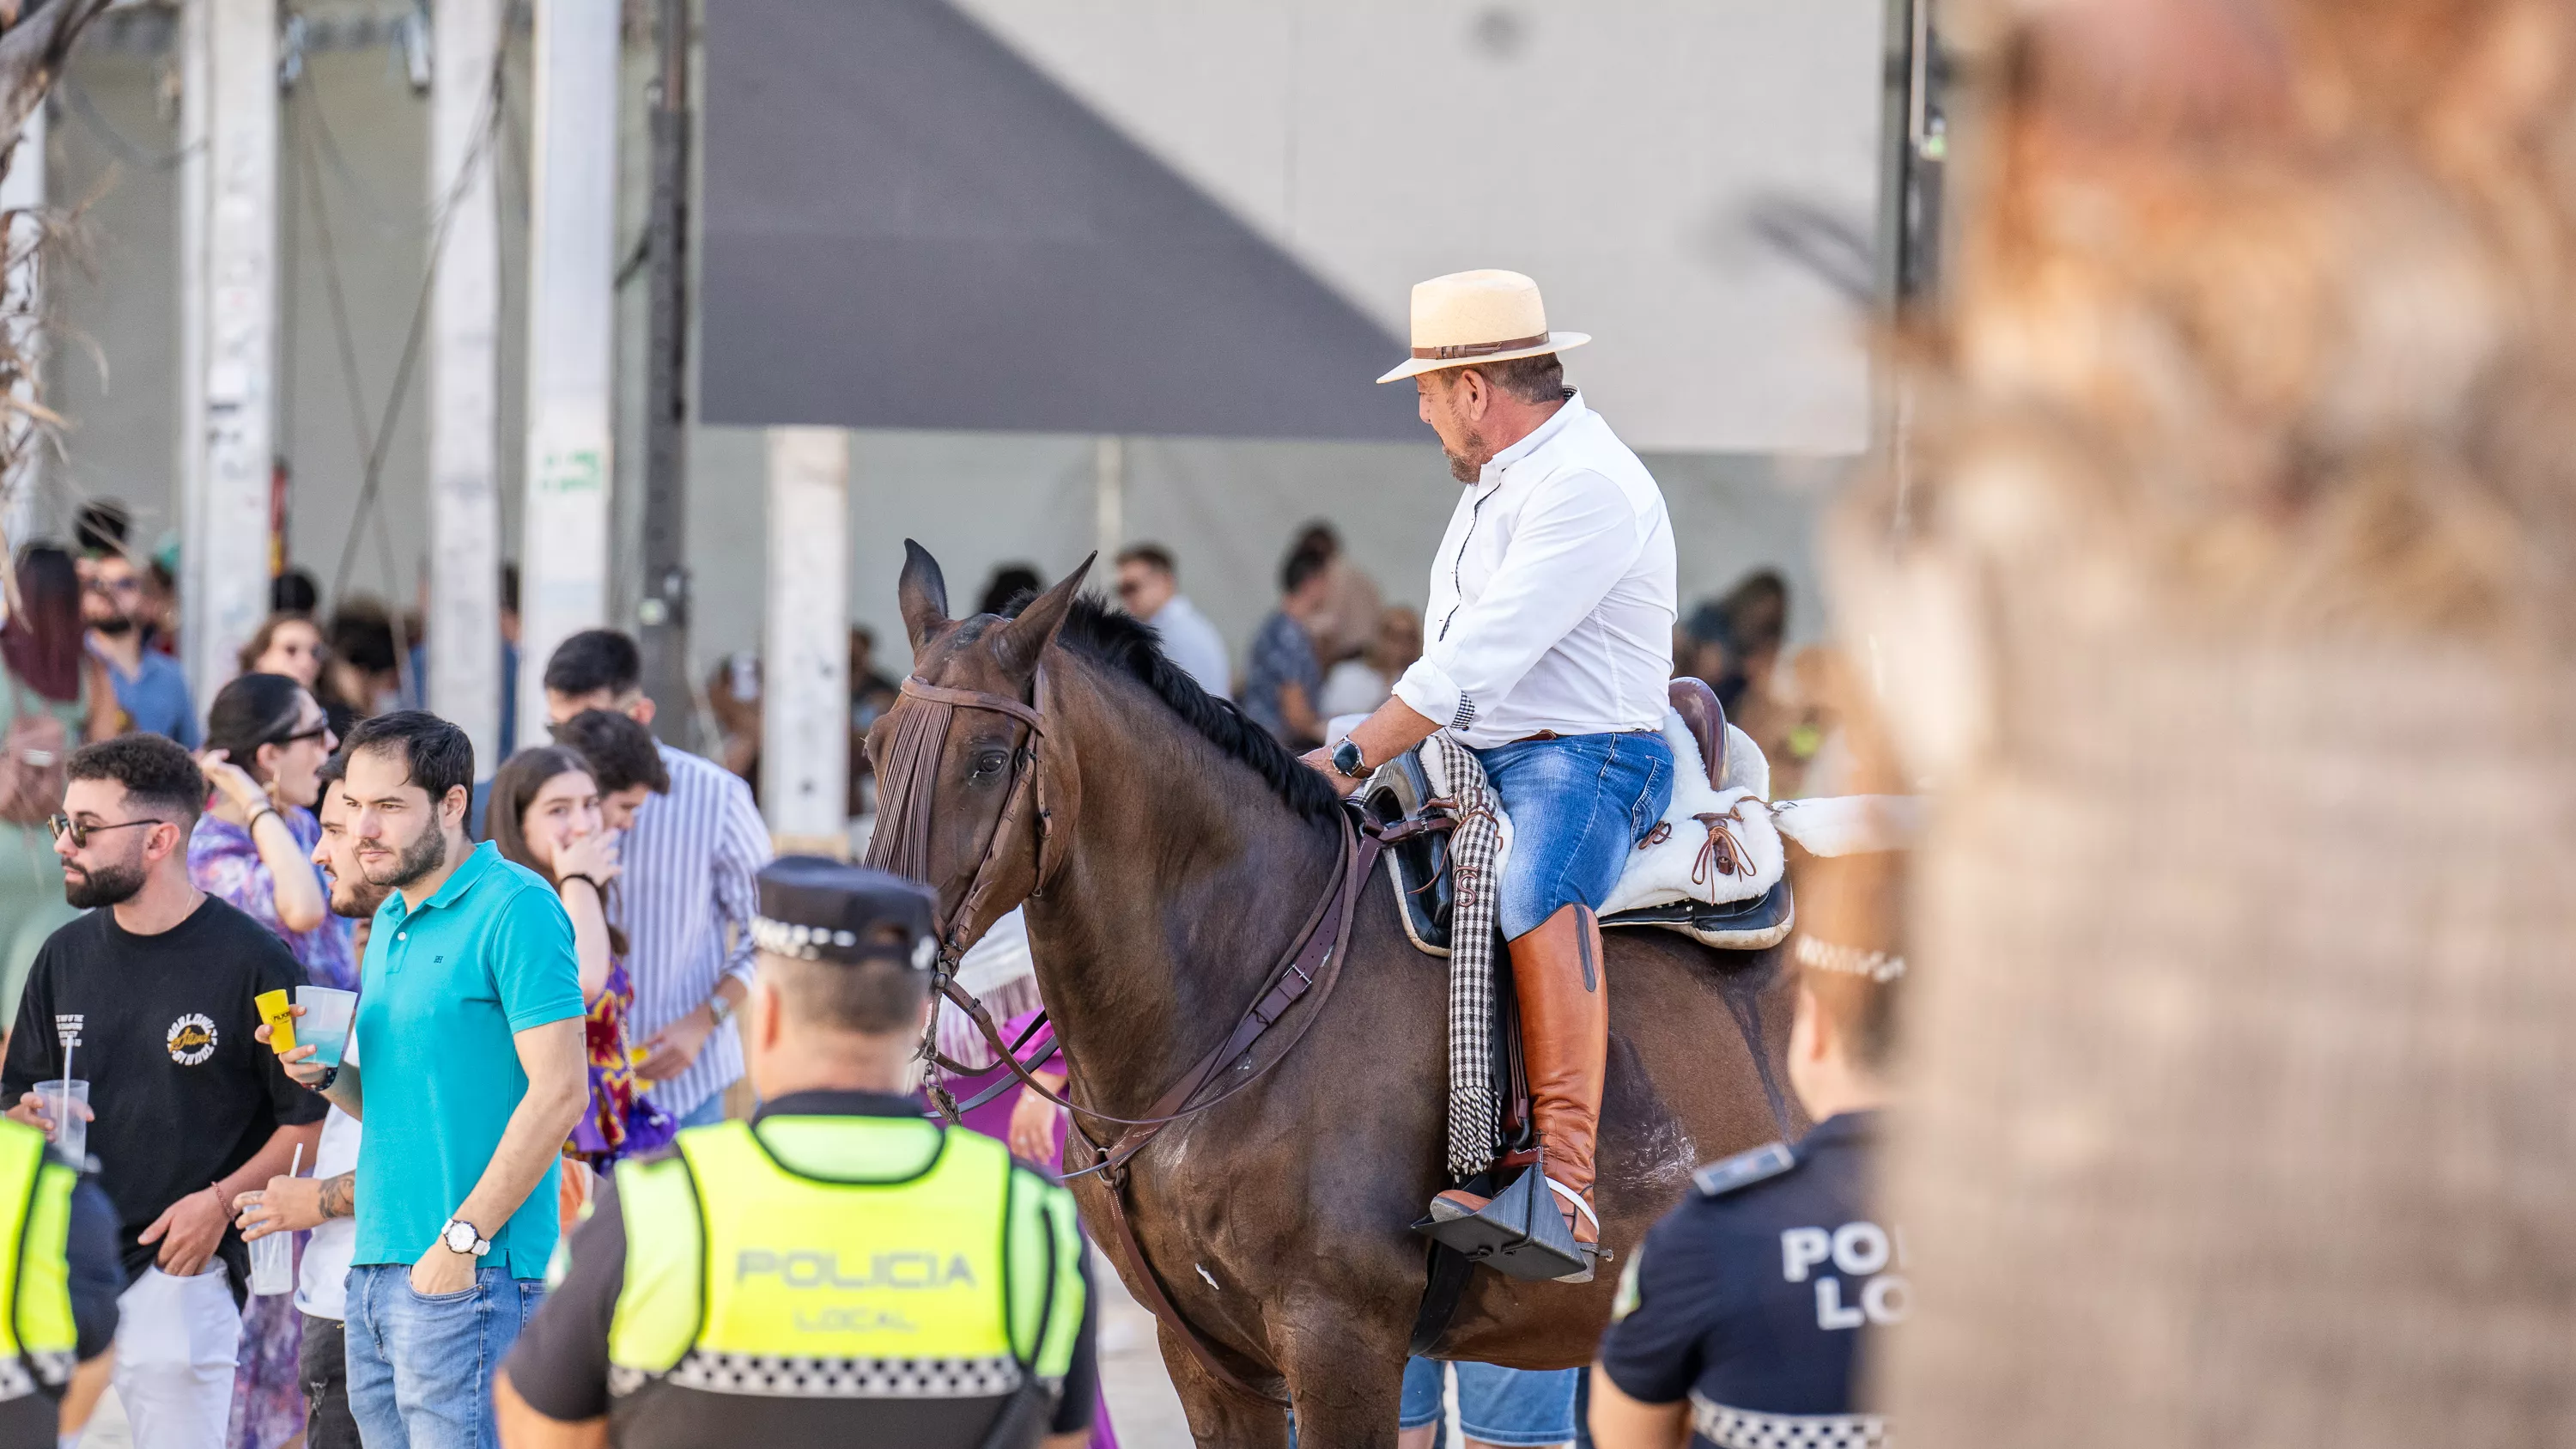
[46,813,163,849]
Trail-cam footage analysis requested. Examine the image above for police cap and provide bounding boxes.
[750,856,939,971]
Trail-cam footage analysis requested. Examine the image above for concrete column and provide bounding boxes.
[517,0,621,749]
[181,0,280,703]
[0,105,46,559]
[762,426,848,849]
[1092,435,1124,563]
[428,0,505,765]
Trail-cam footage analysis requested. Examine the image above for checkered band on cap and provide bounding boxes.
[641,1349,1024,1398]
[1691,1396,1888,1449]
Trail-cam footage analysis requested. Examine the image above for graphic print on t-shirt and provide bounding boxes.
[52,1014,82,1052]
[167,1013,218,1065]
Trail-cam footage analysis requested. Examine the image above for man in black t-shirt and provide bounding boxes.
[0,736,325,1449]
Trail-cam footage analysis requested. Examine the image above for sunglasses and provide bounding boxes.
[46,814,164,849]
[268,722,332,749]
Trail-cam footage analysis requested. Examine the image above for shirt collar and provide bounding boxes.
[1798,1108,1881,1153]
[401,839,500,916]
[1477,389,1588,486]
[754,1088,927,1123]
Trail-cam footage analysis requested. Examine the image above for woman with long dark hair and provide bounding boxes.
[0,545,115,1028]
[190,672,349,988]
[487,746,672,1170]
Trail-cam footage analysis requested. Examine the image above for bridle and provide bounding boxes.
[867,651,1383,1406]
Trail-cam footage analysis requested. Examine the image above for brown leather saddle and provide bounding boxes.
[1362,678,1793,958]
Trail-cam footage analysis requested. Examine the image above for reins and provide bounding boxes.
[871,657,1382,1408]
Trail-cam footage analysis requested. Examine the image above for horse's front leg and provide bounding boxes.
[1162,1321,1294,1449]
[1273,1293,1412,1449]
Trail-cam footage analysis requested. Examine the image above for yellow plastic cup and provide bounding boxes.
[255,989,297,1056]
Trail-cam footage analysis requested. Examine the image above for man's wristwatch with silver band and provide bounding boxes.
[440,1217,492,1257]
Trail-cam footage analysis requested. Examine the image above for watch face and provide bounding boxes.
[446,1222,477,1252]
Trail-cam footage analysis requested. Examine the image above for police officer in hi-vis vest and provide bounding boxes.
[0,1112,123,1449]
[1589,839,1909,1449]
[495,857,1096,1449]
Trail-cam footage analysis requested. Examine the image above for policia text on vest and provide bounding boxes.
[499,1092,1097,1449]
[498,856,1101,1449]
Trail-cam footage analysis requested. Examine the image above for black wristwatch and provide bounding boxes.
[1330,739,1368,779]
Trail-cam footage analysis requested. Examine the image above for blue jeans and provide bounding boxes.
[671,1092,730,1130]
[344,1263,544,1449]
[1401,1358,1581,1445]
[1473,733,1674,939]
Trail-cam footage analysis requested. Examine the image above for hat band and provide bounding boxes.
[1411,332,1551,362]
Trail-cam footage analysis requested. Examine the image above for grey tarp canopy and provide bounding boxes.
[701,0,1419,441]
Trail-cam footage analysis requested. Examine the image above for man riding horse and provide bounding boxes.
[1303,269,1678,1281]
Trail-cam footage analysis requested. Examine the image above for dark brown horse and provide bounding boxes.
[870,544,1801,1448]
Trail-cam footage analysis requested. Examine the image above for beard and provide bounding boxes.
[64,859,146,910]
[361,823,449,890]
[92,615,135,637]
[1444,428,1490,483]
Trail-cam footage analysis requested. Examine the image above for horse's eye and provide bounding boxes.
[969,750,1008,781]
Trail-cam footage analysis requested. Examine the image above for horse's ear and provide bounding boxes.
[898,539,951,659]
[992,554,1093,679]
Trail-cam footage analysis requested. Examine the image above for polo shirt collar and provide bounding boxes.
[396,839,501,917]
[1477,389,1588,486]
[755,1088,925,1123]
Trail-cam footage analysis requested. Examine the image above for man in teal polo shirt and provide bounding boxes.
[276,714,587,1449]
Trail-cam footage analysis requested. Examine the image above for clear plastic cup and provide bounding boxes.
[296,987,358,1069]
[33,1079,87,1165]
[247,1222,293,1296]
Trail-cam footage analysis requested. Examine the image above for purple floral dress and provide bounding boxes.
[571,956,676,1169]
[189,805,355,1449]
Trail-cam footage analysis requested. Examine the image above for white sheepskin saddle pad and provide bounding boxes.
[1595,712,1785,917]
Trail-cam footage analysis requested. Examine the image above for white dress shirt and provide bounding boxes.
[1392,392,1676,749]
[296,1035,360,1320]
[1146,594,1233,701]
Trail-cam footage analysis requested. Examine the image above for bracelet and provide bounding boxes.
[561,874,605,898]
[311,1065,338,1093]
[247,804,281,831]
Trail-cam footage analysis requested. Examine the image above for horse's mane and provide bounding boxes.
[1035,594,1345,824]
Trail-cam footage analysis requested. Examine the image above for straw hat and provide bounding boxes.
[1376,269,1591,385]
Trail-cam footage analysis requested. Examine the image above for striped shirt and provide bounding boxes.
[615,745,772,1120]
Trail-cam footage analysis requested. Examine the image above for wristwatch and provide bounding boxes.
[440,1217,492,1257]
[1330,738,1368,780]
[707,993,734,1027]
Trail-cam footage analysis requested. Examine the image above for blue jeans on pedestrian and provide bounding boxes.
[1400,1358,1581,1446]
[343,1263,544,1449]
[1473,733,1675,940]
[670,1091,730,1130]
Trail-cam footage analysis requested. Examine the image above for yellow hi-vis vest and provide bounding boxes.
[0,1119,76,1401]
[605,1117,1084,1403]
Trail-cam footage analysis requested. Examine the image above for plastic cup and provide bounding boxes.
[33,1079,87,1164]
[296,987,357,1069]
[254,989,297,1055]
[247,1221,294,1295]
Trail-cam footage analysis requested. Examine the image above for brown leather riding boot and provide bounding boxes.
[1426,903,1607,1281]
[1511,904,1607,1262]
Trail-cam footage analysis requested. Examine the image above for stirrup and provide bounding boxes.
[1412,1164,1605,1284]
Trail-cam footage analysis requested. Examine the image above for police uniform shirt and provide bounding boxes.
[1598,1111,1900,1449]
[503,1090,1100,1447]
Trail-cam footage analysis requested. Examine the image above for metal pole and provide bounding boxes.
[762,426,848,851]
[182,0,280,703]
[0,104,46,558]
[517,0,621,749]
[636,0,693,740]
[428,0,504,765]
